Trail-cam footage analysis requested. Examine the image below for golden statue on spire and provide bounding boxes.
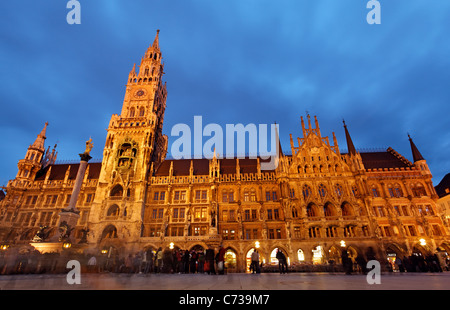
[84,137,93,155]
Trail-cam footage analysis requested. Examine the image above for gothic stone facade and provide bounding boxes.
[1,31,449,272]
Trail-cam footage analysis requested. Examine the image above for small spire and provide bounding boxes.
[408,134,425,162]
[152,29,160,49]
[31,122,48,151]
[169,160,174,177]
[144,29,161,60]
[129,63,136,75]
[300,116,306,136]
[343,119,356,156]
[274,122,283,157]
[314,115,321,138]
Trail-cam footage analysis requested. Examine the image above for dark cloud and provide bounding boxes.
[1,0,449,186]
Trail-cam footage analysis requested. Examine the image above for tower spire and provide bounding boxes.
[343,120,356,156]
[274,121,283,157]
[152,29,160,49]
[408,134,425,162]
[145,29,161,59]
[31,121,48,151]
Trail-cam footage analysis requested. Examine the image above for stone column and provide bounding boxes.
[64,153,91,212]
[57,139,93,242]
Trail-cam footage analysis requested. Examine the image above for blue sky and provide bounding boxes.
[1,0,449,186]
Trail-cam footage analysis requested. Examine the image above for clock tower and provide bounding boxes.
[88,30,168,250]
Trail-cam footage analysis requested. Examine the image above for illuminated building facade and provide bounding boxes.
[1,31,448,272]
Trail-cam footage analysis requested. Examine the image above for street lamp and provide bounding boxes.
[0,244,9,251]
[255,241,260,249]
[419,239,426,246]
[62,242,72,249]
[169,242,174,250]
[340,240,346,248]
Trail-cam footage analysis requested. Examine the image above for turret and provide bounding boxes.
[16,122,49,181]
[342,120,364,172]
[408,134,431,176]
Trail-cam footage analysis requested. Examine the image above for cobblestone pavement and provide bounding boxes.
[0,272,449,290]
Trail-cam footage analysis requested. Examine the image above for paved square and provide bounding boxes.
[0,272,449,290]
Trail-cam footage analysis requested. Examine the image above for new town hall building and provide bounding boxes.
[1,31,449,272]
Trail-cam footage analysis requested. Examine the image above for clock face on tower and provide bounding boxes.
[134,89,146,98]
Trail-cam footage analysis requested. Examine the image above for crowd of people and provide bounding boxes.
[1,245,448,275]
[340,247,448,275]
[388,253,447,273]
[94,245,228,275]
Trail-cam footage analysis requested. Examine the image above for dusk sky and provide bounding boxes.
[1,1,449,187]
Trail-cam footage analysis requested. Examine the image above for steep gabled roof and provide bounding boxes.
[408,134,425,162]
[34,162,102,181]
[359,148,414,169]
[435,173,450,198]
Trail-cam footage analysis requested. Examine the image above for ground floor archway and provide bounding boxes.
[312,245,325,264]
[245,248,262,273]
[224,247,238,273]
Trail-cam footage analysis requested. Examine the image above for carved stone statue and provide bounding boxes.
[32,225,50,242]
[211,209,216,227]
[59,221,74,242]
[78,227,89,244]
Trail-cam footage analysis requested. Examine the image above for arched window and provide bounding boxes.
[307,203,318,217]
[318,184,327,197]
[101,225,118,240]
[302,185,312,199]
[270,248,289,265]
[110,184,123,197]
[394,184,403,198]
[341,202,354,217]
[139,107,145,117]
[411,183,426,197]
[243,190,249,202]
[351,185,358,197]
[250,189,257,202]
[312,245,324,264]
[324,202,337,217]
[371,185,380,198]
[129,107,135,117]
[292,207,299,218]
[107,204,120,217]
[289,187,295,198]
[297,249,305,262]
[335,184,343,197]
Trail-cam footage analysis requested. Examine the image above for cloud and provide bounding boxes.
[0,0,449,186]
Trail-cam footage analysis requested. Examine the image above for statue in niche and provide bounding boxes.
[118,142,137,169]
[211,209,216,227]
